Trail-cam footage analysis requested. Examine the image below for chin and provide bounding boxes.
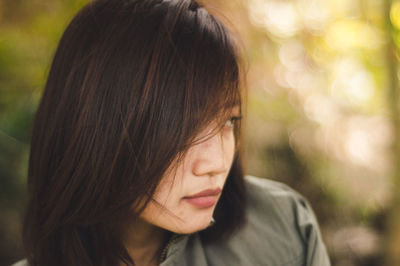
[172,215,214,234]
[175,223,211,234]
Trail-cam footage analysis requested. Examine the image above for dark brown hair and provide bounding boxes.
[23,0,247,265]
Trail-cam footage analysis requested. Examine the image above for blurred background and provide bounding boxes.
[1,0,400,265]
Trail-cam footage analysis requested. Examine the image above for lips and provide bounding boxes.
[185,188,222,198]
[183,188,222,208]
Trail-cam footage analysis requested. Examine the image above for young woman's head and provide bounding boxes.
[23,0,247,265]
[140,104,241,235]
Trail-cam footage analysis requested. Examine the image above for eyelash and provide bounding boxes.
[225,116,242,128]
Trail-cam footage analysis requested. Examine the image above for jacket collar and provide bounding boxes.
[159,233,190,265]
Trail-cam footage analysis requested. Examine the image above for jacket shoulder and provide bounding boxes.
[244,175,309,217]
[241,175,331,266]
[245,174,304,200]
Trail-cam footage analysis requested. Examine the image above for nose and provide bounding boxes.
[191,131,233,177]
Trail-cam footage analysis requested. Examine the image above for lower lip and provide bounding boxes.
[183,196,218,208]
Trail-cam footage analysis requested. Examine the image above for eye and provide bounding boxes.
[224,116,242,128]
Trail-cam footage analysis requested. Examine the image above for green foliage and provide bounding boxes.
[0,1,89,264]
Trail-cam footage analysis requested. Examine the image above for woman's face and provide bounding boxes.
[139,107,239,234]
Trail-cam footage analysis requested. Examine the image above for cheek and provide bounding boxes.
[138,186,184,231]
[223,130,236,162]
[151,174,182,207]
[144,164,187,214]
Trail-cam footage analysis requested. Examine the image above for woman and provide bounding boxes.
[13,0,331,265]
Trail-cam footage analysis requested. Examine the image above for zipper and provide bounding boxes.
[158,233,183,264]
[158,218,215,264]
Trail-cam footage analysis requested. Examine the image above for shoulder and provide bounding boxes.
[202,175,331,266]
[244,175,314,235]
[10,259,28,266]
[244,175,310,218]
[243,175,314,263]
[244,174,305,201]
[244,175,331,265]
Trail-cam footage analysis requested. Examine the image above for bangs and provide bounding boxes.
[165,4,243,147]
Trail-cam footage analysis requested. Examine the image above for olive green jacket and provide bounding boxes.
[12,175,331,266]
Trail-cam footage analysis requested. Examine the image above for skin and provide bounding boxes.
[122,107,239,266]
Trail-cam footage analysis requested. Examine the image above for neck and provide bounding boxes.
[121,217,169,266]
